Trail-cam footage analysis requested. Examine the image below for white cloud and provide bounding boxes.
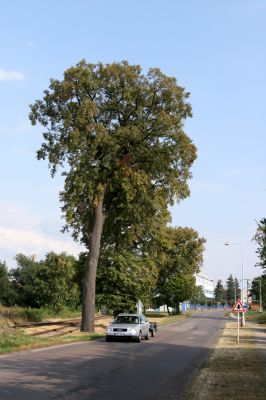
[0,68,25,81]
[0,203,39,229]
[0,202,84,266]
[0,225,84,264]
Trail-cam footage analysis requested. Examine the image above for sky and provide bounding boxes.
[0,0,265,287]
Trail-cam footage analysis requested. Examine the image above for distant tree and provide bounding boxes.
[11,253,80,311]
[250,275,266,309]
[11,254,39,307]
[253,218,266,271]
[36,252,80,311]
[29,60,196,331]
[0,260,17,306]
[157,273,195,314]
[214,279,226,305]
[190,285,206,307]
[226,274,240,306]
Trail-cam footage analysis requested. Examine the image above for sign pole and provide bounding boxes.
[232,299,245,343]
[237,313,239,344]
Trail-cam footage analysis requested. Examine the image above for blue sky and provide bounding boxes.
[0,0,265,286]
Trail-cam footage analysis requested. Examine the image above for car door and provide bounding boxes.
[140,315,149,336]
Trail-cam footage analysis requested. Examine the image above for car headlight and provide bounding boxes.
[127,328,137,334]
[106,327,113,332]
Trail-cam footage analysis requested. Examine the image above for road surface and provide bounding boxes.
[0,311,226,400]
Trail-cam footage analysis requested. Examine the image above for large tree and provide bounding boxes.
[155,226,206,313]
[96,249,158,316]
[29,60,196,331]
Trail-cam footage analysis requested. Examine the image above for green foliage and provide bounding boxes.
[0,305,44,325]
[158,273,195,314]
[190,285,207,306]
[226,274,240,306]
[29,60,196,246]
[0,260,17,306]
[11,252,80,311]
[10,254,40,307]
[253,218,266,271]
[0,331,38,354]
[96,249,158,315]
[29,60,197,329]
[214,279,226,304]
[257,312,266,324]
[0,305,81,326]
[250,275,266,308]
[155,226,205,313]
[36,252,80,311]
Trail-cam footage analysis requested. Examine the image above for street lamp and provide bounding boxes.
[225,241,245,326]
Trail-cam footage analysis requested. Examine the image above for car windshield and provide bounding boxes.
[114,316,139,324]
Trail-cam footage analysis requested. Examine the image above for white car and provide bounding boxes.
[106,313,150,342]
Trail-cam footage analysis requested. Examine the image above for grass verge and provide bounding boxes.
[185,320,266,400]
[0,311,185,354]
[0,330,103,354]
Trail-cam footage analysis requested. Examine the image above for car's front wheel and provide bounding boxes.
[136,331,142,342]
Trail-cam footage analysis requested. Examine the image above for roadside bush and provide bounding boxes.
[257,312,266,324]
[22,308,44,322]
[0,305,44,325]
[0,305,81,326]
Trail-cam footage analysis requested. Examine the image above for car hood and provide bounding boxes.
[108,323,139,329]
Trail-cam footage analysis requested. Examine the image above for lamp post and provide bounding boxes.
[225,241,245,326]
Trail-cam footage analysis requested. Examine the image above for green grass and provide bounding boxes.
[0,306,190,354]
[0,305,81,326]
[245,310,266,324]
[0,305,102,354]
[0,330,103,354]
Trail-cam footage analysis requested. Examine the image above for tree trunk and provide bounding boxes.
[81,200,105,332]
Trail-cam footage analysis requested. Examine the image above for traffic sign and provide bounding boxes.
[232,299,245,313]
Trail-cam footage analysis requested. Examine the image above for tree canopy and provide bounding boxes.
[155,226,206,313]
[225,274,240,306]
[0,260,17,306]
[254,218,266,272]
[214,279,226,305]
[29,60,197,331]
[190,285,207,307]
[11,253,79,311]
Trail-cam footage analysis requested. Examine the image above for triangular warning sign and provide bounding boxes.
[232,299,245,312]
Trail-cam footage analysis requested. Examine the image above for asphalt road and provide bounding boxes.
[0,311,226,400]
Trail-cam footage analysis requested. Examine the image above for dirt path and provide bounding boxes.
[186,319,266,400]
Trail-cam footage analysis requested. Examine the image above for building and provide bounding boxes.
[195,274,214,299]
